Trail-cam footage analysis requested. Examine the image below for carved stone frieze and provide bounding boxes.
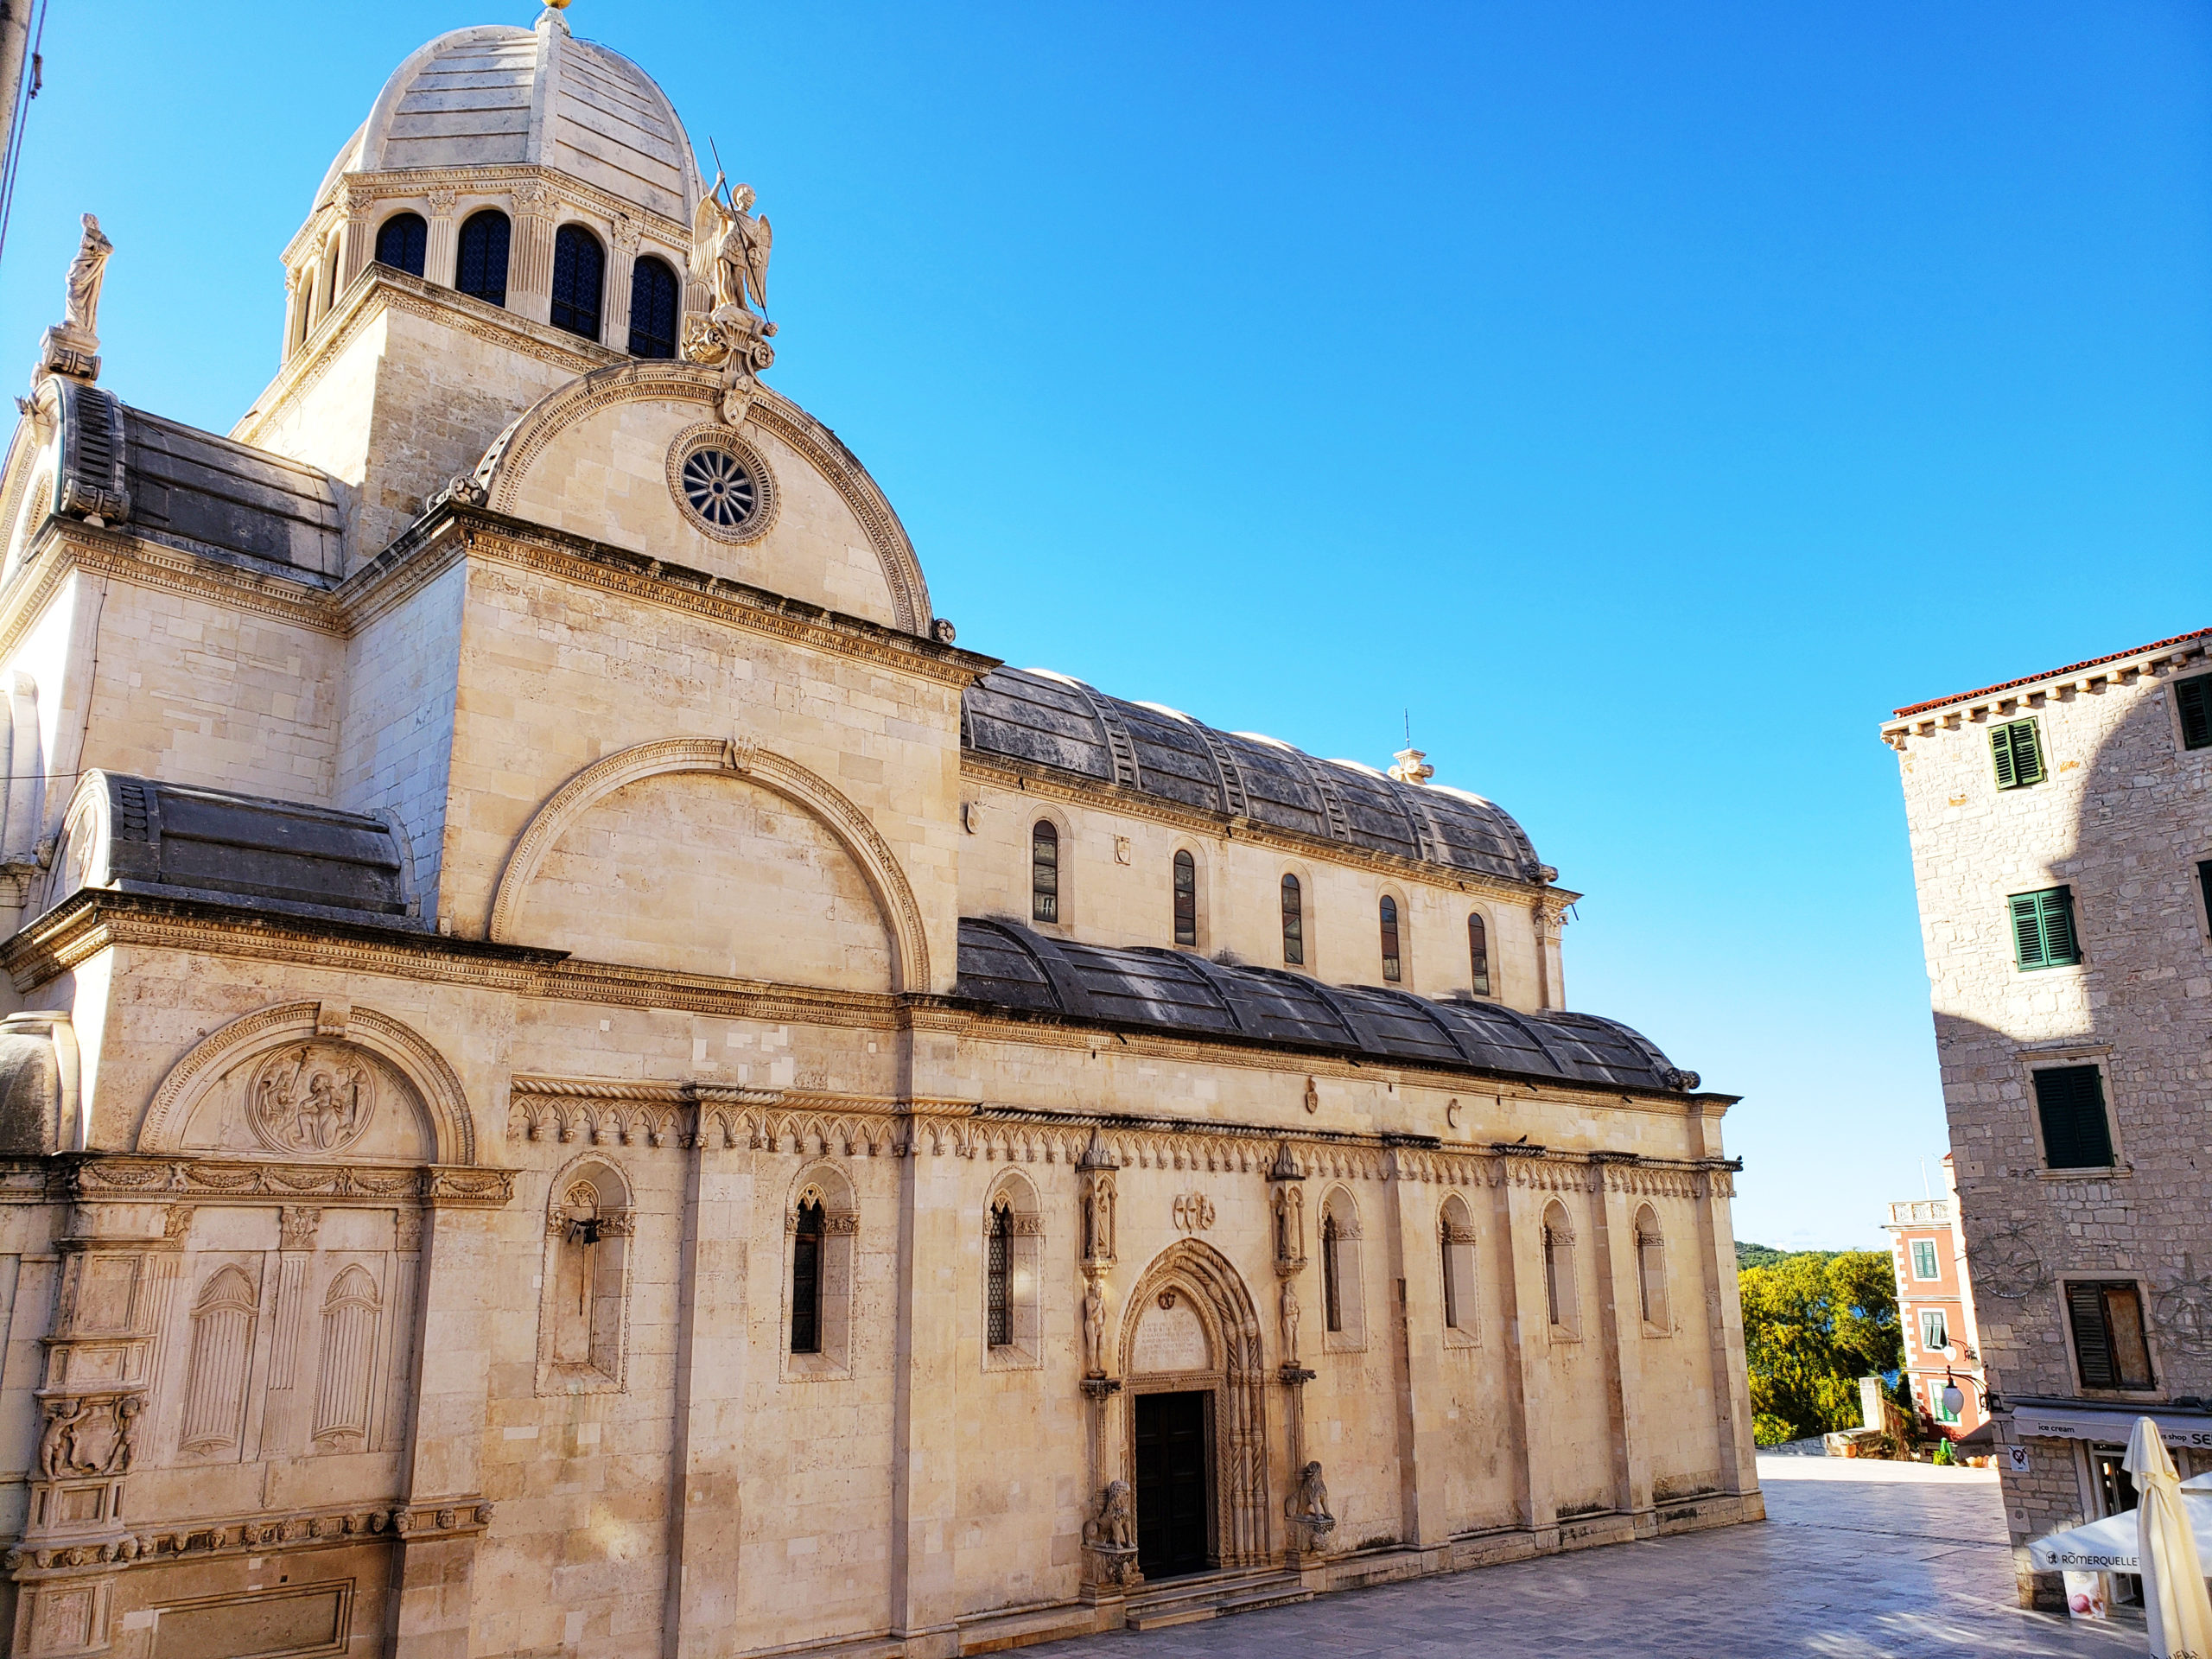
[67,1158,512,1208]
[4,1498,493,1580]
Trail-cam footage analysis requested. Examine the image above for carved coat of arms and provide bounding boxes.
[249,1045,375,1154]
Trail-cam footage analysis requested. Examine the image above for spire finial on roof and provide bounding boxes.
[1389,715,1434,785]
[540,0,571,34]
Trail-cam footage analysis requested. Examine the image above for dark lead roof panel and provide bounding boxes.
[963,667,1542,882]
[955,918,1694,1094]
[120,406,346,577]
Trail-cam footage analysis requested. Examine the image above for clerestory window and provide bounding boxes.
[1173,850,1197,947]
[456,210,511,308]
[1031,821,1059,925]
[374,213,427,278]
[550,224,605,341]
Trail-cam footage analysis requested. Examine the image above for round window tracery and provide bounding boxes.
[667,424,778,543]
[682,447,756,529]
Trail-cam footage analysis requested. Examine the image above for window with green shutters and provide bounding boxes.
[2010,887,2081,969]
[1990,718,2045,789]
[2032,1065,2114,1168]
[2177,675,2212,752]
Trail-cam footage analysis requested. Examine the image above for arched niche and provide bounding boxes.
[467,364,930,634]
[137,1001,474,1166]
[487,737,931,994]
[1118,1239,1272,1569]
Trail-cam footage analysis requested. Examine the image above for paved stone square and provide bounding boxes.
[1040,1458,2144,1659]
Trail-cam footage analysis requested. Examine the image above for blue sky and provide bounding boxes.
[4,3,2206,1249]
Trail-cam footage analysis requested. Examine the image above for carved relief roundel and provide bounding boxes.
[248,1043,377,1155]
[667,423,779,544]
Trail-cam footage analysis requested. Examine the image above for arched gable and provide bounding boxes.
[138,1001,474,1165]
[486,736,931,994]
[467,363,931,634]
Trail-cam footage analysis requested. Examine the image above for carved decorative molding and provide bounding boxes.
[5,1497,493,1579]
[467,366,930,635]
[137,1000,475,1166]
[67,1159,511,1208]
[486,736,932,993]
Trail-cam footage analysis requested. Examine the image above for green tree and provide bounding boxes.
[1738,1250,1902,1444]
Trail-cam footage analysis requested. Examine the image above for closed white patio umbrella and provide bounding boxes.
[2127,1418,2212,1659]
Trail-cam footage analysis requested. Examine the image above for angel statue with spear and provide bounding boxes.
[684,154,779,424]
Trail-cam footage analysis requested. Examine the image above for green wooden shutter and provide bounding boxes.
[2037,887,2079,963]
[2033,1065,2113,1168]
[1991,719,2045,789]
[2068,1283,2118,1388]
[2178,677,2212,752]
[2012,893,2048,967]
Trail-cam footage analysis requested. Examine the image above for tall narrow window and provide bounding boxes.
[1321,1213,1344,1333]
[986,1201,1013,1348]
[1920,1309,1949,1352]
[1468,912,1491,996]
[2033,1065,2115,1169]
[2197,859,2212,934]
[1990,718,2045,790]
[1031,821,1059,925]
[1173,850,1198,946]
[791,1197,825,1355]
[1281,874,1305,965]
[2177,675,2212,752]
[1911,1238,1941,1280]
[550,224,605,340]
[2010,887,2081,969]
[1379,896,1402,982]
[375,213,428,278]
[1635,1208,1668,1329]
[1440,1216,1461,1331]
[2068,1281,2154,1389]
[455,210,511,307]
[1541,1204,1577,1333]
[628,254,680,359]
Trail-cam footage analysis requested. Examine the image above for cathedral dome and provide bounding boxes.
[315,14,704,227]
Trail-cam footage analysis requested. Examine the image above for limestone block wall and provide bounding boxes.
[439,554,966,990]
[242,297,594,564]
[959,773,1548,1007]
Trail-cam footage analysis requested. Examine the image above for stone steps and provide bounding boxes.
[1124,1568,1312,1630]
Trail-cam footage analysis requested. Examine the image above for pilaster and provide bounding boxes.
[1590,1163,1649,1517]
[1380,1148,1450,1547]
[888,1121,963,1655]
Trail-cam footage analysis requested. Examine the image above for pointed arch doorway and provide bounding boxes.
[1119,1240,1272,1579]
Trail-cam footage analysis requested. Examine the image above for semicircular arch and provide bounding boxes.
[469,364,930,635]
[138,1001,474,1165]
[486,737,931,994]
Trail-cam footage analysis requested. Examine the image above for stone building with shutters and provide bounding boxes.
[0,9,1758,1656]
[1883,626,2212,1611]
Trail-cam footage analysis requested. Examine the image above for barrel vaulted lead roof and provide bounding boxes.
[962,667,1544,883]
[956,918,1692,1092]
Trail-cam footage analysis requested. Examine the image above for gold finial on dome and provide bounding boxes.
[538,0,570,35]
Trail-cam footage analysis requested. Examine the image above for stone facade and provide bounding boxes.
[1884,626,2212,1609]
[0,10,1761,1656]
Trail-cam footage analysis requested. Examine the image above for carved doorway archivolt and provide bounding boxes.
[1118,1239,1271,1569]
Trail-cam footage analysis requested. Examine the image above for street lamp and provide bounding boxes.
[1942,1367,2001,1420]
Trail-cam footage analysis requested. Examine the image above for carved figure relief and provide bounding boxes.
[1280,1279,1301,1363]
[1082,1480,1137,1586]
[1081,1166,1117,1266]
[1272,1182,1305,1268]
[250,1045,375,1154]
[1083,1271,1109,1376]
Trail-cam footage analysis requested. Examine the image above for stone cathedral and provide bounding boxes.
[0,9,1759,1657]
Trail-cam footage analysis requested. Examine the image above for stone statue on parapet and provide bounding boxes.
[39,214,112,382]
[684,168,777,428]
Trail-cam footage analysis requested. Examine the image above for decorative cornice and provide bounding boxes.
[64,1156,513,1207]
[961,752,1574,909]
[346,513,992,688]
[7,1497,493,1580]
[1882,638,2210,749]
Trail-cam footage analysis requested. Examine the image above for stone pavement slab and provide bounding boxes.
[1033,1456,2143,1659]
